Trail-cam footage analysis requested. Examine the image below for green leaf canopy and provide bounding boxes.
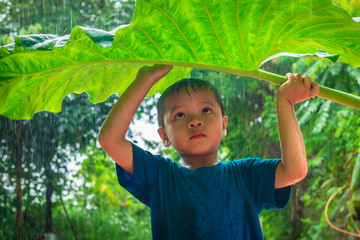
[1,0,360,120]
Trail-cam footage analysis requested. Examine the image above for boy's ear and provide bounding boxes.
[157,128,171,147]
[222,116,228,137]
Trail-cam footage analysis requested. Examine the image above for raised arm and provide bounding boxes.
[274,73,319,189]
[98,65,173,174]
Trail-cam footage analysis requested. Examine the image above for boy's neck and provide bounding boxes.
[180,153,220,169]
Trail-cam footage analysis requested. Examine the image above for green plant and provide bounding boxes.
[1,0,359,120]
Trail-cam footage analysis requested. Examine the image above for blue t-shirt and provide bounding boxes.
[116,143,291,240]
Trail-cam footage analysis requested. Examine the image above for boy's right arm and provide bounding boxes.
[98,65,173,175]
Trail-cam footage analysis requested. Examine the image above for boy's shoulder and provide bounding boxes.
[130,142,176,167]
[226,157,281,168]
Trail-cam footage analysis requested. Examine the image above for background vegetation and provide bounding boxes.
[0,0,359,239]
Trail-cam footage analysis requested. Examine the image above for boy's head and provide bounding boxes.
[156,78,228,167]
[156,78,225,128]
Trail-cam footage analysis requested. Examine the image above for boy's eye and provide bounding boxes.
[202,108,212,114]
[174,112,185,119]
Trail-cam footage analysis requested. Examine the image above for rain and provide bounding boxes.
[0,0,359,239]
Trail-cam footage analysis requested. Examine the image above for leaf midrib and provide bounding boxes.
[145,1,201,62]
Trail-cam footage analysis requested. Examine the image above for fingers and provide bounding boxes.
[136,64,173,83]
[152,64,173,70]
[286,73,304,84]
[286,72,295,81]
[286,73,313,88]
[309,82,320,98]
[294,73,303,82]
[303,76,312,90]
[284,73,319,100]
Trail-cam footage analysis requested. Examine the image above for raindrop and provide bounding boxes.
[70,8,73,29]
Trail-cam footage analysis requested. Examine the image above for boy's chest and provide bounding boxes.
[150,171,259,238]
[155,170,255,216]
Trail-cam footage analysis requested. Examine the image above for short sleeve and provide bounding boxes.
[115,143,162,207]
[239,158,291,212]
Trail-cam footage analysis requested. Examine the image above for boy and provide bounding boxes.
[98,65,319,239]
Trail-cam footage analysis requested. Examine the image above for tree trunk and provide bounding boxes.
[45,178,54,232]
[15,121,23,240]
[289,186,300,239]
[288,178,309,240]
[59,191,79,240]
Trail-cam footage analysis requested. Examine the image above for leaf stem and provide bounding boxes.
[254,70,360,110]
[145,60,360,110]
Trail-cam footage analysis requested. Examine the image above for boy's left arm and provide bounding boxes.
[275,73,319,189]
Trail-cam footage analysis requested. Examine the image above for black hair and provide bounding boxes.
[156,78,225,128]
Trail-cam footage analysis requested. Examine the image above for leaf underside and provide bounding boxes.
[1,0,360,120]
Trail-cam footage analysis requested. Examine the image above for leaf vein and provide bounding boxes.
[200,0,232,66]
[264,37,359,64]
[287,22,343,42]
[104,63,133,98]
[73,41,109,60]
[236,0,252,68]
[5,50,76,64]
[58,65,90,99]
[10,69,65,116]
[254,0,274,65]
[266,5,332,60]
[133,26,166,60]
[71,63,113,93]
[116,42,141,59]
[146,1,201,62]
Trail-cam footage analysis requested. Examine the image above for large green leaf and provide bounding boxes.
[1,0,360,120]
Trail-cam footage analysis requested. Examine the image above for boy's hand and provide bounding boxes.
[277,73,320,106]
[136,64,173,84]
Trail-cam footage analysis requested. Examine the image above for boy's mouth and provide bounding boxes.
[189,132,206,140]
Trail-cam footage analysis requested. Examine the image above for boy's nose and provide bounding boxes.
[188,119,203,128]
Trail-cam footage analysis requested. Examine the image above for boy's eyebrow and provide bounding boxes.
[169,100,217,115]
[169,105,183,116]
[200,100,216,107]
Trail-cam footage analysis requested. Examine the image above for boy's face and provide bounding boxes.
[157,88,228,161]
